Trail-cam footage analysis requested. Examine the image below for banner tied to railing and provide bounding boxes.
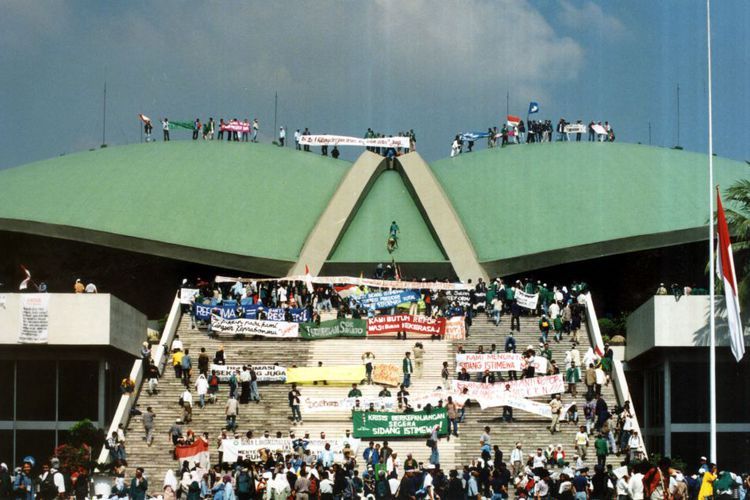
[221,438,360,463]
[210,315,299,338]
[367,314,445,336]
[214,275,471,291]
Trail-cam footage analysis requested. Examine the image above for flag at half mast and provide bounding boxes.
[716,189,745,362]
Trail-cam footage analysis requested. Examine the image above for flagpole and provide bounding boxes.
[706,0,717,464]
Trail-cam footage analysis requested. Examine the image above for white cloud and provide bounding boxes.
[557,1,626,39]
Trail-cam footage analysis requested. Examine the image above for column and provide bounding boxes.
[98,360,106,427]
[663,358,671,456]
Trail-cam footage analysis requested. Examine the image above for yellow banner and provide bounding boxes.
[372,364,401,387]
[286,365,366,384]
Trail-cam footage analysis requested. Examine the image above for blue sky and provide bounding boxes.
[1,0,748,168]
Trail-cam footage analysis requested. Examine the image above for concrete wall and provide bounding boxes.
[0,293,146,357]
[626,295,749,360]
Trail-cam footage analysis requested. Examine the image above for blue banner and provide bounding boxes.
[267,307,310,323]
[355,289,420,310]
[221,300,238,319]
[194,303,212,321]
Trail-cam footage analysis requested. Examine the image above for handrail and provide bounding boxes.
[96,294,182,466]
[584,292,647,459]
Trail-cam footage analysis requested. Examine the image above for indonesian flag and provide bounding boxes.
[19,265,31,291]
[716,191,745,362]
[138,114,151,124]
[507,115,521,127]
[335,284,360,299]
[174,439,210,467]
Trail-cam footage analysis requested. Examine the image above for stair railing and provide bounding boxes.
[584,292,647,459]
[96,293,183,466]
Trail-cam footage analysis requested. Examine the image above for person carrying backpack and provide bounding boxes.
[38,459,65,500]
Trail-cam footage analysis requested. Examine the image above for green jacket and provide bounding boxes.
[594,437,608,456]
[565,367,581,383]
[403,357,413,374]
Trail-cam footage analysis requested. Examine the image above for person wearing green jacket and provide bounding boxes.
[566,361,581,397]
[595,434,609,467]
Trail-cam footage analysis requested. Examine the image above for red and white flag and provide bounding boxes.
[304,265,314,294]
[174,439,210,467]
[507,115,521,126]
[19,265,31,291]
[138,114,151,124]
[716,191,745,362]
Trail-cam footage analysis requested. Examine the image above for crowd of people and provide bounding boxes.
[6,273,746,499]
[450,118,616,157]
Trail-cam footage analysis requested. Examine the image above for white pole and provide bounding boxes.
[707,0,717,464]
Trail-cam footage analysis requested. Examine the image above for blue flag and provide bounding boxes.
[528,101,540,114]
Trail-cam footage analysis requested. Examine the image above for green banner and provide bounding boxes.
[352,408,449,438]
[169,121,195,130]
[299,318,366,340]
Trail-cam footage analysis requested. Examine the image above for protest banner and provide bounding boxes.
[442,289,471,308]
[455,353,523,373]
[209,364,286,383]
[355,290,420,310]
[210,315,299,338]
[299,318,366,340]
[215,275,471,292]
[444,316,466,340]
[221,437,359,463]
[266,307,310,323]
[563,123,587,134]
[514,290,539,309]
[372,364,401,386]
[299,135,411,149]
[301,396,397,413]
[180,288,199,305]
[194,303,212,321]
[451,374,565,403]
[221,300,239,319]
[220,121,251,133]
[352,408,449,438]
[18,294,49,344]
[494,395,573,417]
[408,390,469,409]
[592,124,607,136]
[286,365,366,384]
[367,314,445,336]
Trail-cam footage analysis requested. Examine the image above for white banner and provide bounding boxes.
[499,395,573,419]
[215,275,471,291]
[444,316,466,340]
[180,288,199,304]
[299,135,411,149]
[301,396,397,413]
[456,353,522,372]
[451,374,565,406]
[563,123,587,134]
[592,124,607,135]
[18,294,49,344]
[210,315,299,338]
[515,290,539,309]
[221,438,359,463]
[209,363,286,382]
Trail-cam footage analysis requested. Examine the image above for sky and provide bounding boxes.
[1,0,749,168]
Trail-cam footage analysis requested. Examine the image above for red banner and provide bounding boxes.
[367,314,445,336]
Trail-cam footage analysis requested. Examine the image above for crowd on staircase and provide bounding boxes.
[6,276,746,499]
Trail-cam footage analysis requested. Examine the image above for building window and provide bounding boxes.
[15,430,56,468]
[646,368,664,427]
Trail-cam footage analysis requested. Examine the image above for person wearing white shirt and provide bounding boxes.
[628,431,642,462]
[616,474,630,500]
[181,389,193,423]
[319,472,333,495]
[535,477,549,498]
[279,127,286,147]
[510,443,524,476]
[195,374,209,408]
[294,129,302,150]
[532,449,547,469]
[171,335,183,352]
[628,469,644,500]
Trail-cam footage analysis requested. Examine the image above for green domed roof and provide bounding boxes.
[0,142,350,272]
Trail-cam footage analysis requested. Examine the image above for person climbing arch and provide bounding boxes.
[387,220,400,253]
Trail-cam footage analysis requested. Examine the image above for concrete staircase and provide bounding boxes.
[122,308,618,483]
[452,311,616,470]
